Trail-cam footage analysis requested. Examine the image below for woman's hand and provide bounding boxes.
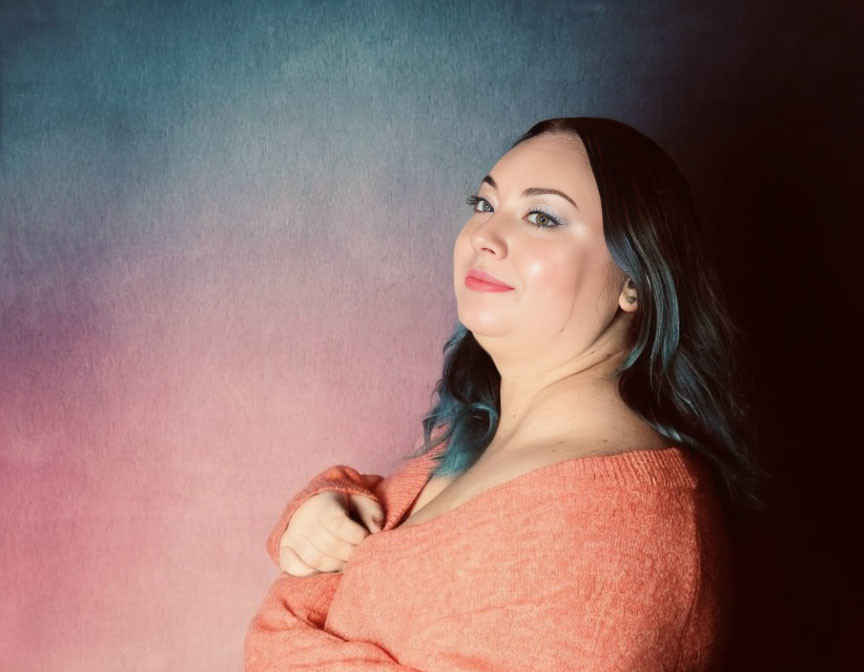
[277,490,385,577]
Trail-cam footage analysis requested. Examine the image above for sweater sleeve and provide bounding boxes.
[244,571,422,671]
[264,429,445,566]
[247,436,449,671]
[247,465,421,671]
[265,464,385,566]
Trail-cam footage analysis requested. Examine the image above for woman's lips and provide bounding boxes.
[465,268,514,292]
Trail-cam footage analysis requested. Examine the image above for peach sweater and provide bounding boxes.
[245,441,734,671]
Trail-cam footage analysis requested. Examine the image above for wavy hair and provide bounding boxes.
[404,117,773,515]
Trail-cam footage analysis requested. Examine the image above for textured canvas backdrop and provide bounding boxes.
[2,1,860,670]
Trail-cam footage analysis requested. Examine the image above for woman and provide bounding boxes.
[245,117,770,671]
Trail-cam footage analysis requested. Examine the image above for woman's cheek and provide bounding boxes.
[529,263,580,321]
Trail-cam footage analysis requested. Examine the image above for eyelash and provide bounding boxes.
[464,193,566,229]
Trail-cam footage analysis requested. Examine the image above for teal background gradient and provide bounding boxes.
[2,1,861,670]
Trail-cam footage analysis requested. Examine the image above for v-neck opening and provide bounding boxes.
[378,444,696,539]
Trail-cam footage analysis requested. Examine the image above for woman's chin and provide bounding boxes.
[457,313,509,338]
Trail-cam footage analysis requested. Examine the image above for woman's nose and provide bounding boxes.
[470,215,508,257]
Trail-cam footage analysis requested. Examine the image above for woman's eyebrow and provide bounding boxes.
[481,174,580,211]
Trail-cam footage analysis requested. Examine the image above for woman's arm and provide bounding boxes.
[247,484,726,672]
[264,432,443,565]
[265,464,385,566]
[248,466,420,671]
[244,571,421,671]
[247,436,448,670]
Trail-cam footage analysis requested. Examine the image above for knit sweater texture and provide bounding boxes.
[245,440,734,671]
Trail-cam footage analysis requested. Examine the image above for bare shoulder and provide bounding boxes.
[519,420,672,467]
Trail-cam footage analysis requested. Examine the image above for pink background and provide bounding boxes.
[1,193,459,669]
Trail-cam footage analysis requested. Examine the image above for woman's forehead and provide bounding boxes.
[492,133,592,182]
[485,133,598,212]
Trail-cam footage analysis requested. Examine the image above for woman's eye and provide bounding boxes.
[465,194,494,213]
[525,211,562,228]
[465,194,564,228]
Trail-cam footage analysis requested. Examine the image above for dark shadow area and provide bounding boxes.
[669,2,862,669]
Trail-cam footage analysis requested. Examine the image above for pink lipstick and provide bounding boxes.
[465,268,514,292]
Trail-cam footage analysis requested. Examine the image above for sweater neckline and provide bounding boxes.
[379,444,701,539]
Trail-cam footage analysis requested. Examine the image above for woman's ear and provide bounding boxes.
[618,277,638,312]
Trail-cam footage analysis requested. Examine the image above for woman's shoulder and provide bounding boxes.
[501,438,713,494]
[532,446,733,600]
[545,443,727,525]
[483,441,730,562]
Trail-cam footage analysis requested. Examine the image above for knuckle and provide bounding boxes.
[322,507,346,526]
[298,531,325,564]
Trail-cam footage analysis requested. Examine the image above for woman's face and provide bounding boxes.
[453,132,631,366]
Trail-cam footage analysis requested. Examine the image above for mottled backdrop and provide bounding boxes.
[2,1,860,670]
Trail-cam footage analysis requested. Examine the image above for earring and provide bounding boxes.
[624,278,637,304]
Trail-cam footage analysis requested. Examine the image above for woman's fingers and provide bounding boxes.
[306,521,367,563]
[278,543,322,576]
[277,489,387,577]
[280,521,369,575]
[348,493,385,533]
[279,532,348,575]
[319,502,377,545]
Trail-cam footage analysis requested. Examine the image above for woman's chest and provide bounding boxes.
[398,474,457,527]
[322,490,574,651]
[398,446,597,528]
